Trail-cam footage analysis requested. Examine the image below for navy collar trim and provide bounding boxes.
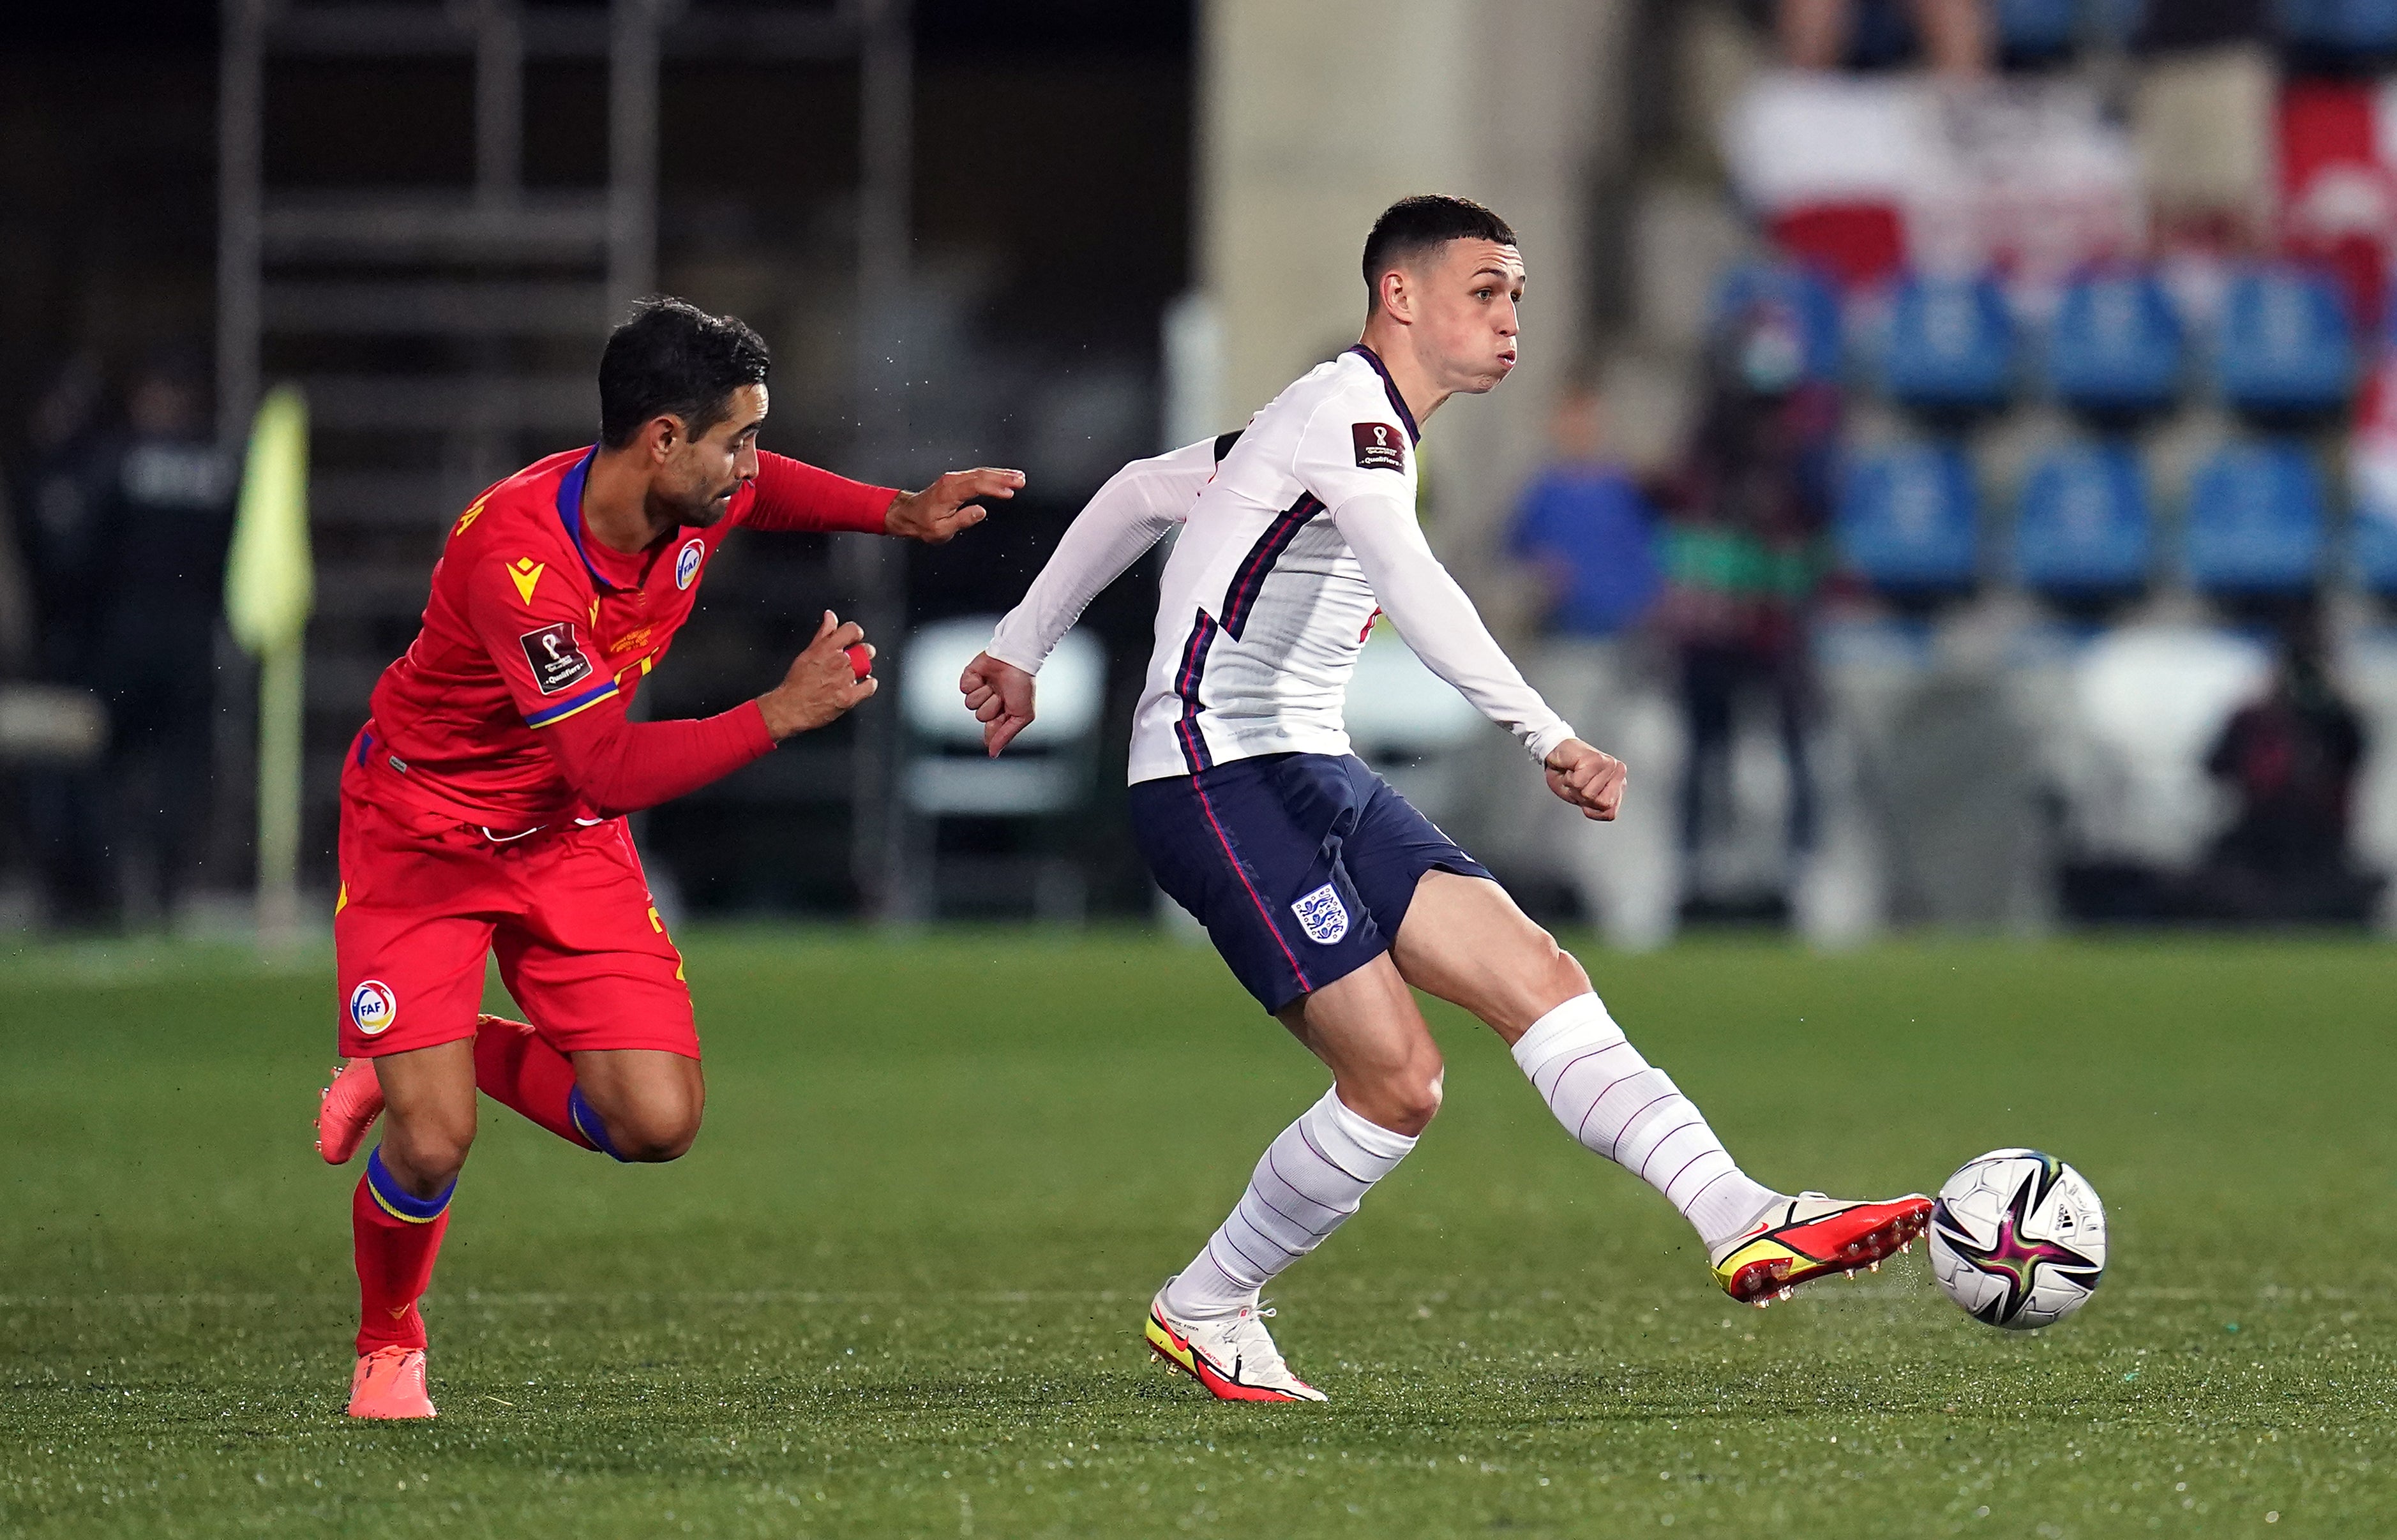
[553,445,619,590]
[1346,345,1420,445]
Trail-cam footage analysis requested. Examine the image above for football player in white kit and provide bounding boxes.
[959,197,1928,1402]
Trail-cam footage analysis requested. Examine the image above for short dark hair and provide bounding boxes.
[1361,195,1517,310]
[597,296,772,447]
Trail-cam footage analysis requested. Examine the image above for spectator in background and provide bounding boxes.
[1773,0,1991,75]
[90,349,237,927]
[1655,299,1841,920]
[1508,385,1678,950]
[1510,387,1662,645]
[15,355,118,925]
[2195,618,2384,923]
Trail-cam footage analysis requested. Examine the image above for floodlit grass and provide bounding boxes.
[2,929,2390,1537]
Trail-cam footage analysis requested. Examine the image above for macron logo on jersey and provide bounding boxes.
[1352,422,1406,472]
[509,557,546,604]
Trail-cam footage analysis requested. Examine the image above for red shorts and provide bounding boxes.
[333,758,696,1059]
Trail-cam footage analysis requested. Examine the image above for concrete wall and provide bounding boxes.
[1197,0,1633,587]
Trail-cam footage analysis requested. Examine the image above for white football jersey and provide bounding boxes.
[985,344,1574,786]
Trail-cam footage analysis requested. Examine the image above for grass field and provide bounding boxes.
[3,929,2393,1538]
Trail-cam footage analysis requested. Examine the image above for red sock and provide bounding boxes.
[473,1015,596,1149]
[352,1160,451,1355]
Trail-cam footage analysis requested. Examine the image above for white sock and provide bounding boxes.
[1510,992,1777,1250]
[1161,1086,1417,1320]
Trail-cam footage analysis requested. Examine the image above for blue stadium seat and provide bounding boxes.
[2015,443,2152,594]
[1837,444,1979,591]
[1996,0,2080,54]
[1881,274,2015,415]
[2185,442,2327,594]
[2045,271,2183,417]
[2089,0,2145,44]
[2214,265,2356,418]
[1709,260,1843,384]
[2276,0,2397,51]
[2357,506,2397,592]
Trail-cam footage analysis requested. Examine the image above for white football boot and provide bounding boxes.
[1144,1282,1326,1403]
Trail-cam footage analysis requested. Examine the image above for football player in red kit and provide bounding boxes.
[316,297,1021,1417]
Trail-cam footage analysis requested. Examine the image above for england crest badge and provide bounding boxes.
[1291,882,1349,945]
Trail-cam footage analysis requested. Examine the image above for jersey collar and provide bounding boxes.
[553,445,620,590]
[1344,345,1420,445]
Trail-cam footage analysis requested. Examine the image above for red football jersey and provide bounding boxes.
[360,445,892,828]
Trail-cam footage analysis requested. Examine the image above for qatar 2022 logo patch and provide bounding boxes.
[349,980,398,1036]
[674,537,705,590]
[1290,883,1350,945]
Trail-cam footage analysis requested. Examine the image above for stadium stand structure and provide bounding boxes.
[215,0,919,911]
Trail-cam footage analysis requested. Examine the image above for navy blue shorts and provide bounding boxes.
[1129,752,1494,1015]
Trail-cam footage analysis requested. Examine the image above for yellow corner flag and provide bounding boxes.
[225,385,314,655]
[225,386,313,950]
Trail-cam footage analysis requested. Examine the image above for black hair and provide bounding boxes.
[597,296,772,448]
[1360,195,1517,311]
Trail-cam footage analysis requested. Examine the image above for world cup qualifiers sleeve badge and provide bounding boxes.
[1351,422,1406,472]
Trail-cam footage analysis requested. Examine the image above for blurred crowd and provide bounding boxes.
[1492,0,2394,942]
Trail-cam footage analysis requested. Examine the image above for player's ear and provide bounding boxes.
[645,415,681,462]
[1379,267,1413,325]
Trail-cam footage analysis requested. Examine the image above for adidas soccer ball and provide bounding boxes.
[1927,1149,2107,1330]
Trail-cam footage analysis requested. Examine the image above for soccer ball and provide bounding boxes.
[1927,1149,2107,1330]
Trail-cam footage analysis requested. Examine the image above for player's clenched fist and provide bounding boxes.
[958,650,1036,757]
[757,611,878,740]
[1543,738,1627,821]
[885,467,1026,544]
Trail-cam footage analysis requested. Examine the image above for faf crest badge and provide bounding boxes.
[1291,883,1350,945]
[349,980,398,1036]
[674,538,705,590]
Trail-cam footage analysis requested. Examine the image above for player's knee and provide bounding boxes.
[1537,930,1591,1001]
[384,1110,475,1188]
[607,1104,702,1163]
[1376,1051,1446,1137]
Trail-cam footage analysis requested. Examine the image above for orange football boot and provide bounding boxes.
[317,1058,385,1165]
[346,1345,436,1419]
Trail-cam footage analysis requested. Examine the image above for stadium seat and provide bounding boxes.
[1880,273,2015,416]
[2355,502,2397,592]
[894,615,1106,920]
[1995,0,2080,57]
[1342,627,1485,825]
[2089,0,2145,44]
[2184,442,2327,594]
[2045,271,2183,418]
[1836,443,1980,592]
[2214,265,2356,419]
[1708,260,1844,383]
[2276,0,2397,52]
[2014,442,2153,595]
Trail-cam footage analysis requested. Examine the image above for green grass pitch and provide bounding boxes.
[3,930,2392,1537]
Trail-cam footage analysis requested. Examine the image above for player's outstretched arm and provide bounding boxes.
[756,610,878,739]
[967,439,1222,752]
[738,453,1021,544]
[959,652,1035,757]
[883,467,1026,544]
